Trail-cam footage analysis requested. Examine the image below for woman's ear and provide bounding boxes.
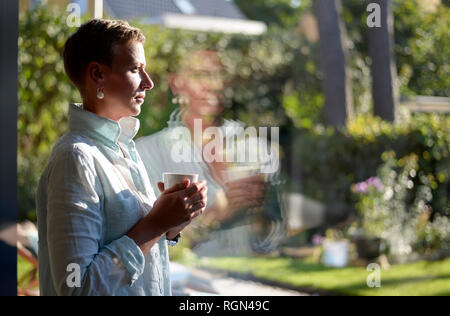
[87,62,104,86]
[168,73,183,94]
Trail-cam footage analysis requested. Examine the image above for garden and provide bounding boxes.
[17,1,449,296]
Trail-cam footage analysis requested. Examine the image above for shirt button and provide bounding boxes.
[154,252,158,259]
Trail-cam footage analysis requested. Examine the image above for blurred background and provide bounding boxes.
[15,0,449,296]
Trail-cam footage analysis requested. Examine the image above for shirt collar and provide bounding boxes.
[68,103,140,149]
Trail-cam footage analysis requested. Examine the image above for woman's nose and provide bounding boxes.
[141,71,154,90]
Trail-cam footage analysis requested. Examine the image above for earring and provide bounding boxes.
[171,95,179,104]
[171,94,188,105]
[97,87,104,100]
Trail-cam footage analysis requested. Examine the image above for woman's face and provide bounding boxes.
[101,41,153,121]
[170,51,226,127]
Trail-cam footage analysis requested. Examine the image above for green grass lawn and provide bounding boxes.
[18,252,450,296]
[196,256,450,296]
[17,255,38,290]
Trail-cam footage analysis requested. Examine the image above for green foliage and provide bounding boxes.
[17,255,38,291]
[352,152,450,257]
[342,0,450,98]
[394,1,450,97]
[167,235,198,266]
[221,29,322,128]
[291,114,450,225]
[234,0,310,29]
[18,5,80,220]
[237,0,449,111]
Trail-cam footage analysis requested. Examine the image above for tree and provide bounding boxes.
[234,0,307,28]
[367,0,398,121]
[313,0,353,127]
[393,0,449,97]
[18,5,80,220]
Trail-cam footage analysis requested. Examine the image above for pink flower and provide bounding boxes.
[367,177,383,192]
[355,182,369,193]
[312,234,325,246]
[354,177,383,194]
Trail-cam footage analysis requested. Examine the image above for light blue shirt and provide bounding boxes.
[36,103,172,296]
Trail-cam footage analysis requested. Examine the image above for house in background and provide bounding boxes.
[19,0,267,35]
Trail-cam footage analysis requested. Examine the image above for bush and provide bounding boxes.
[352,152,450,258]
[290,114,450,225]
[18,5,80,220]
[343,0,450,98]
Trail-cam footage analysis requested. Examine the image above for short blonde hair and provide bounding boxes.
[63,19,145,89]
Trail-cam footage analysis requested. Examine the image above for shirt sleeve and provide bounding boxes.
[46,146,145,296]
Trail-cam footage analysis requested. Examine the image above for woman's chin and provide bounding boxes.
[129,102,143,116]
[131,107,141,117]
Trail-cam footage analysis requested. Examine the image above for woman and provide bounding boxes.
[36,19,207,296]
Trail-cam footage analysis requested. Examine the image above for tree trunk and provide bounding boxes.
[368,0,398,121]
[313,0,353,127]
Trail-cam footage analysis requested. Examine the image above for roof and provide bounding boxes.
[187,0,244,19]
[145,14,266,35]
[104,0,246,21]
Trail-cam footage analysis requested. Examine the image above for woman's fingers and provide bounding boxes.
[157,182,165,193]
[189,199,207,213]
[164,179,190,194]
[186,186,207,204]
[186,193,203,205]
[181,181,207,198]
[190,208,204,220]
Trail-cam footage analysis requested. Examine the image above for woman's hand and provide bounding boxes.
[126,179,207,255]
[224,174,266,214]
[198,174,267,226]
[151,180,207,232]
[156,181,208,240]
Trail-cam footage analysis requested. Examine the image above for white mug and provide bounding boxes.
[162,172,199,189]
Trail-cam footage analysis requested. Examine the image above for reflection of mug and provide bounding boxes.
[221,167,257,182]
[163,172,199,189]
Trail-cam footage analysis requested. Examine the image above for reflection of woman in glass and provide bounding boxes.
[137,50,284,256]
[138,51,267,223]
[36,19,207,296]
